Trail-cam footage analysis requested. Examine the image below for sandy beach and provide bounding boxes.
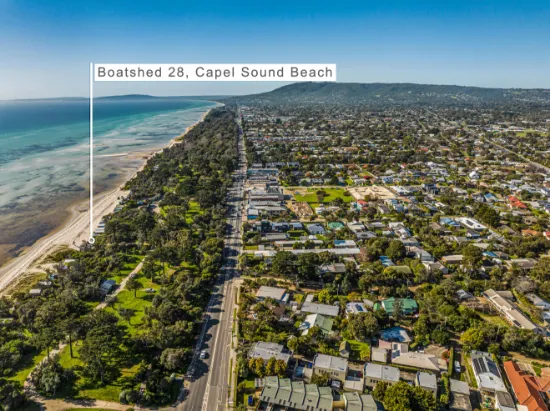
[0,107,215,296]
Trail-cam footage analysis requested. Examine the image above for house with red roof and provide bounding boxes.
[503,361,550,411]
[508,195,528,210]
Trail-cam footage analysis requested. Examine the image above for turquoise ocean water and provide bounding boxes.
[0,97,217,262]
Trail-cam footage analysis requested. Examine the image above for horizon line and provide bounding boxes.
[2,80,550,102]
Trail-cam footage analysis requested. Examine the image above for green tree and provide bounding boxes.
[287,336,299,353]
[310,372,329,386]
[253,358,265,377]
[79,320,123,384]
[142,255,159,283]
[30,354,68,396]
[118,307,135,324]
[317,289,335,304]
[126,276,141,298]
[271,251,295,277]
[462,244,483,271]
[386,240,406,261]
[274,359,287,377]
[160,348,189,372]
[265,357,276,376]
[372,381,388,402]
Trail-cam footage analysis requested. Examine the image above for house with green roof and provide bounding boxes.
[373,297,418,316]
[328,221,345,231]
[298,313,334,336]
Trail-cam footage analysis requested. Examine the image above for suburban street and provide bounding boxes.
[181,120,246,411]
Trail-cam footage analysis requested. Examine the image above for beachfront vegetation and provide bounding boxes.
[0,107,239,407]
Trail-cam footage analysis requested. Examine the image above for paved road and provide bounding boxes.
[181,121,247,411]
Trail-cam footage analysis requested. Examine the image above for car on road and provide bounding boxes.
[200,350,208,359]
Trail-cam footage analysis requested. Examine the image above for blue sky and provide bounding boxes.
[1,0,549,99]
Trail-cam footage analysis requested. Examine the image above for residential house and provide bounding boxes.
[345,302,368,317]
[257,377,334,411]
[483,289,542,334]
[505,258,537,271]
[371,347,389,363]
[374,297,418,316]
[415,372,438,396]
[301,302,340,317]
[249,342,291,365]
[306,223,326,235]
[495,391,516,411]
[335,239,357,248]
[328,222,346,231]
[449,379,472,411]
[408,246,434,262]
[364,363,400,388]
[503,360,550,411]
[392,352,441,373]
[319,263,347,275]
[299,314,333,336]
[255,286,289,304]
[313,354,348,382]
[526,294,550,311]
[441,255,464,265]
[343,392,383,411]
[470,351,508,393]
[423,261,449,275]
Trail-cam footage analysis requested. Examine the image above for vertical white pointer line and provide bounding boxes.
[89,62,94,243]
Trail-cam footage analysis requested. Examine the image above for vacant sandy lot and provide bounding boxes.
[348,185,396,201]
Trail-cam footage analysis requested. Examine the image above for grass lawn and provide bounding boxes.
[56,273,155,402]
[288,230,306,238]
[242,376,255,389]
[294,188,353,204]
[185,201,203,223]
[8,349,48,384]
[238,376,256,406]
[57,343,141,402]
[112,254,143,283]
[7,271,48,295]
[479,313,509,328]
[346,339,370,361]
[107,281,155,335]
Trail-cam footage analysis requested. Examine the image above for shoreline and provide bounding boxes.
[0,105,218,295]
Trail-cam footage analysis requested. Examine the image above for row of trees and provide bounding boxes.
[1,108,240,406]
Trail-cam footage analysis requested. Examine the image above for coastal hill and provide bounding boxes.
[230,82,550,106]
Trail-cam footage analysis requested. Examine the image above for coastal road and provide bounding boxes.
[181,121,247,411]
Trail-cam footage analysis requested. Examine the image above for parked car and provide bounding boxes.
[200,350,207,359]
[454,360,461,373]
